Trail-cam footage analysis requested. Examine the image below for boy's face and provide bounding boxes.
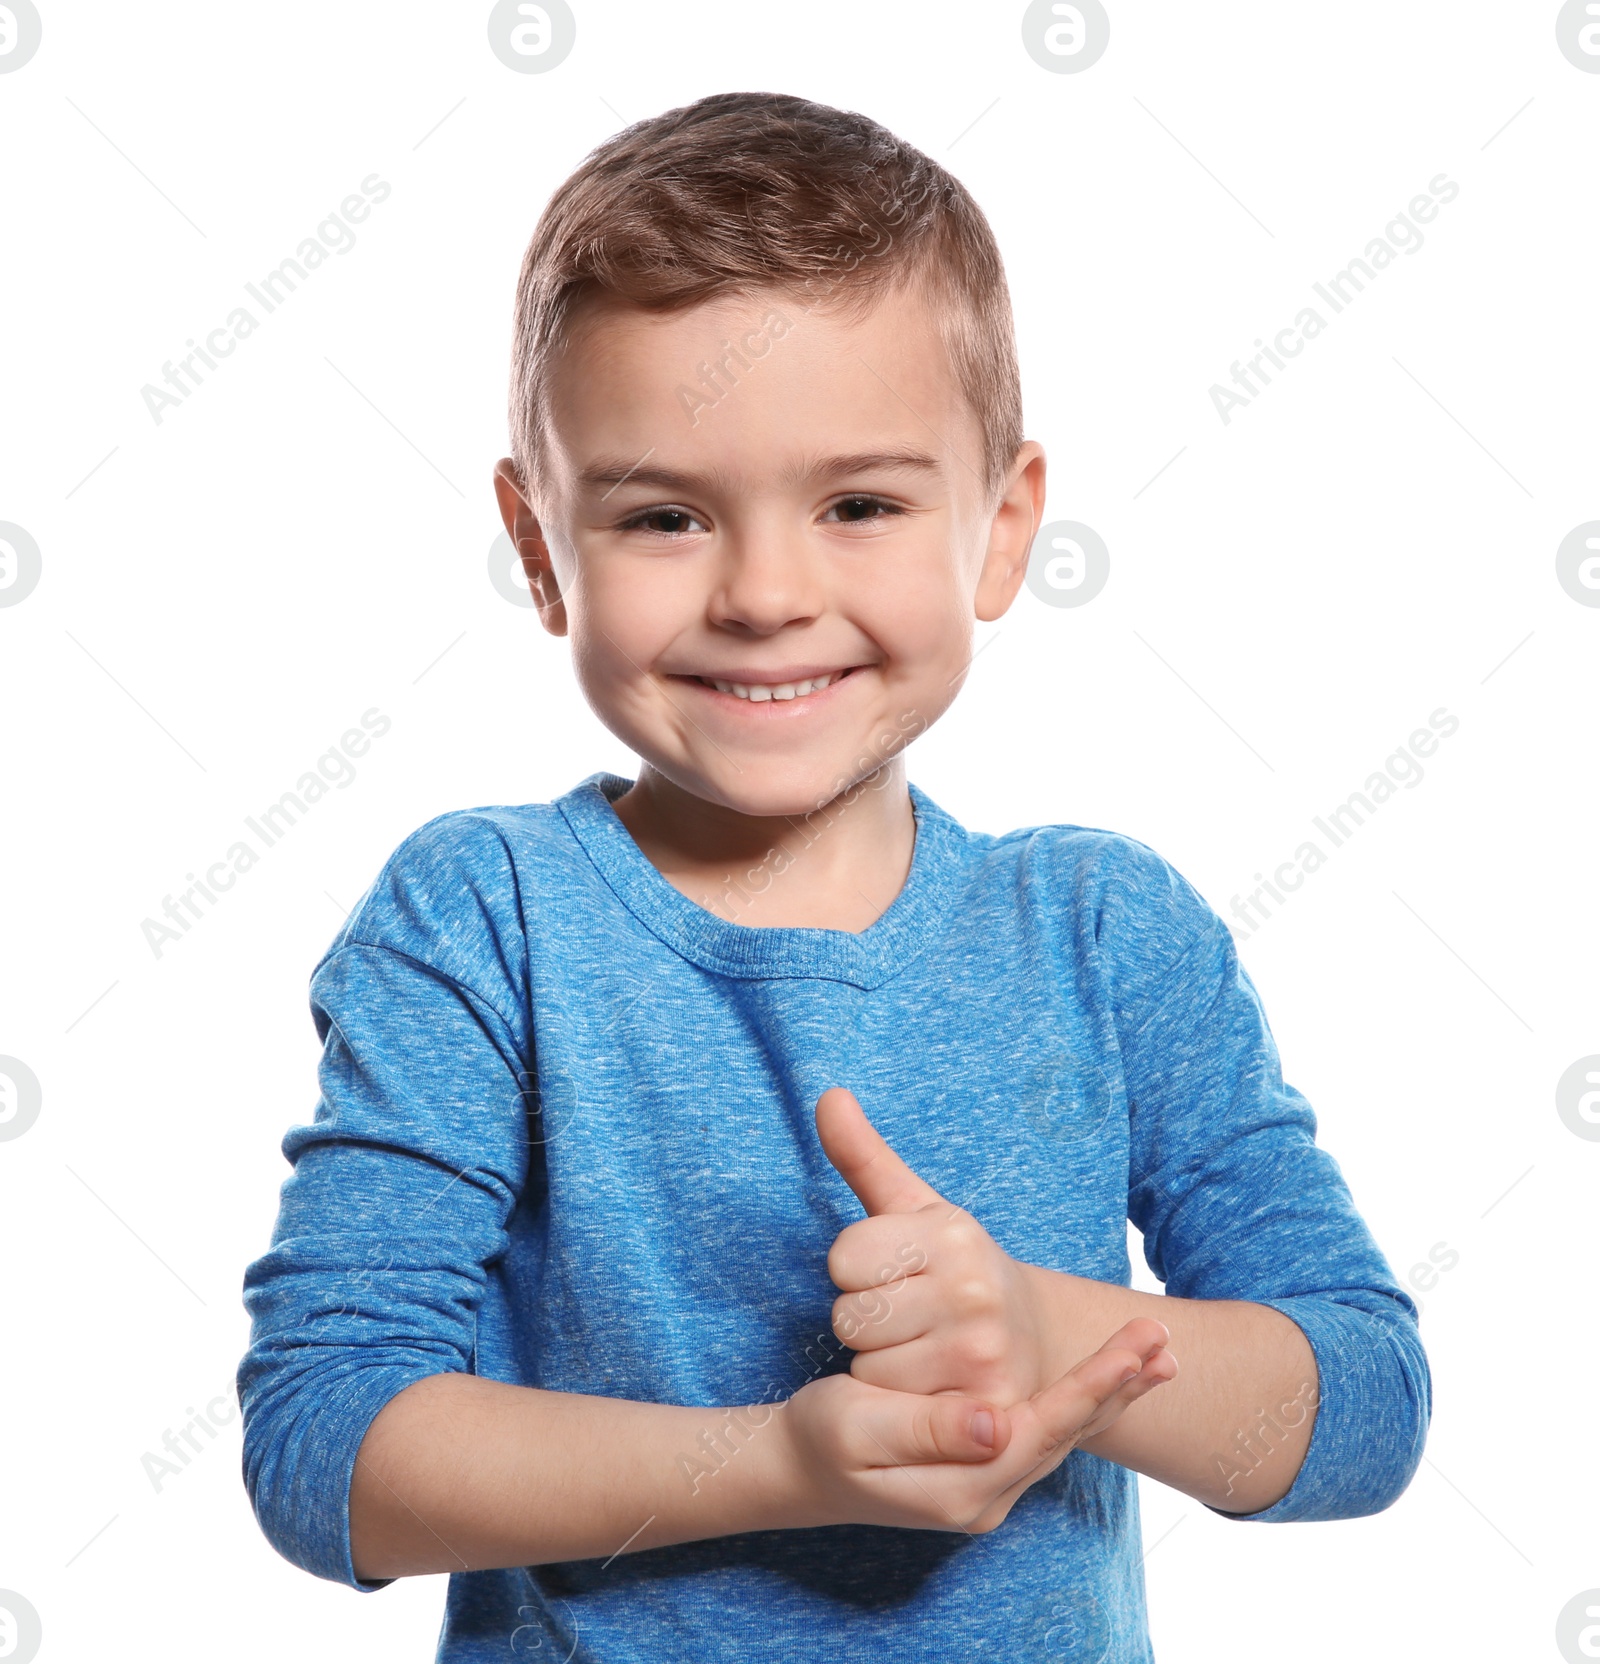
[494,281,1045,820]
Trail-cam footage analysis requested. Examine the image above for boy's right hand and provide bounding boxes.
[772,1318,1172,1534]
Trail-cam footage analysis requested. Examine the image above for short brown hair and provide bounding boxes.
[508,91,1023,506]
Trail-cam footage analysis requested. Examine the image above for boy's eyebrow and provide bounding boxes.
[577,447,946,495]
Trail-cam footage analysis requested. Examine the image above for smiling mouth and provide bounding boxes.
[688,667,858,703]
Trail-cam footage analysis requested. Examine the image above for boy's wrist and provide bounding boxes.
[1023,1262,1137,1386]
[749,1396,836,1532]
[670,1396,834,1539]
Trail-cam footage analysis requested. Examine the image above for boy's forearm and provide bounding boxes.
[349,1372,801,1580]
[1022,1266,1318,1514]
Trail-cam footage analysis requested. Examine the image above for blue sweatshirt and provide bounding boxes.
[238,770,1430,1663]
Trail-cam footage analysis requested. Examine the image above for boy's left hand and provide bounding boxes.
[817,1087,1062,1409]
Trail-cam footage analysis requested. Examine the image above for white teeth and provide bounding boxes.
[703,671,843,701]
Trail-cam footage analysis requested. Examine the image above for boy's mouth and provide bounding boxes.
[683,666,859,704]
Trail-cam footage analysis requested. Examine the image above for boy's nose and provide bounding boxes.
[705,528,827,635]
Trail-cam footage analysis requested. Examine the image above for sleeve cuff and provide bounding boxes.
[1203,1293,1431,1524]
[244,1361,458,1591]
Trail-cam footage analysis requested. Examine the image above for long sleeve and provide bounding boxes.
[237,815,535,1588]
[1099,845,1432,1523]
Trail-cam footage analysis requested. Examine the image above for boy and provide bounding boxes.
[239,92,1430,1662]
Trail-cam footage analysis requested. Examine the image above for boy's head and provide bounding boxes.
[494,91,1045,821]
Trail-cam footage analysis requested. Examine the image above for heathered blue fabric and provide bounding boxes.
[238,770,1431,1663]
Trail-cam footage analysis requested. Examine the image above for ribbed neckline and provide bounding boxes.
[555,771,967,989]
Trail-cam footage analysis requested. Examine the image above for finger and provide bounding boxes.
[831,1274,937,1350]
[850,1336,1007,1401]
[826,1213,935,1295]
[962,1328,1176,1521]
[1076,1344,1178,1442]
[1026,1322,1174,1456]
[816,1087,946,1217]
[842,1384,1013,1469]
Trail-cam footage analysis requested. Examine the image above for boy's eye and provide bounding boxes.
[619,506,705,538]
[616,495,904,538]
[826,494,902,525]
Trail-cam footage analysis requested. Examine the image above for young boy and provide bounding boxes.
[239,92,1430,1662]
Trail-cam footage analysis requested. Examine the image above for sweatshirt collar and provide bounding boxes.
[556,771,966,990]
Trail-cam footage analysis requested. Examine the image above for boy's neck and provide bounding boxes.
[609,763,918,933]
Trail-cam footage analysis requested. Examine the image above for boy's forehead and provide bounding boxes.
[546,286,979,495]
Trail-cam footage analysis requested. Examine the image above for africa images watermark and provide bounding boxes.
[139,707,391,957]
[1210,1378,1320,1501]
[1400,1238,1460,1320]
[140,1384,239,1493]
[0,1588,41,1664]
[1226,706,1459,941]
[1556,1055,1600,1142]
[139,173,392,425]
[0,520,42,607]
[672,1342,827,1498]
[1208,173,1460,425]
[0,1055,43,1143]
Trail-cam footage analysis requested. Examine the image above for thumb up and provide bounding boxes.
[815,1086,1050,1405]
[816,1087,1172,1416]
[815,1085,949,1218]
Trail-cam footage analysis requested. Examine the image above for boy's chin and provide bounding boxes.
[667,755,900,821]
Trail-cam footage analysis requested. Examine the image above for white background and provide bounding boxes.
[2,2,1595,1659]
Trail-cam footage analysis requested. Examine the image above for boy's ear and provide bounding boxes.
[493,457,569,636]
[973,441,1047,623]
